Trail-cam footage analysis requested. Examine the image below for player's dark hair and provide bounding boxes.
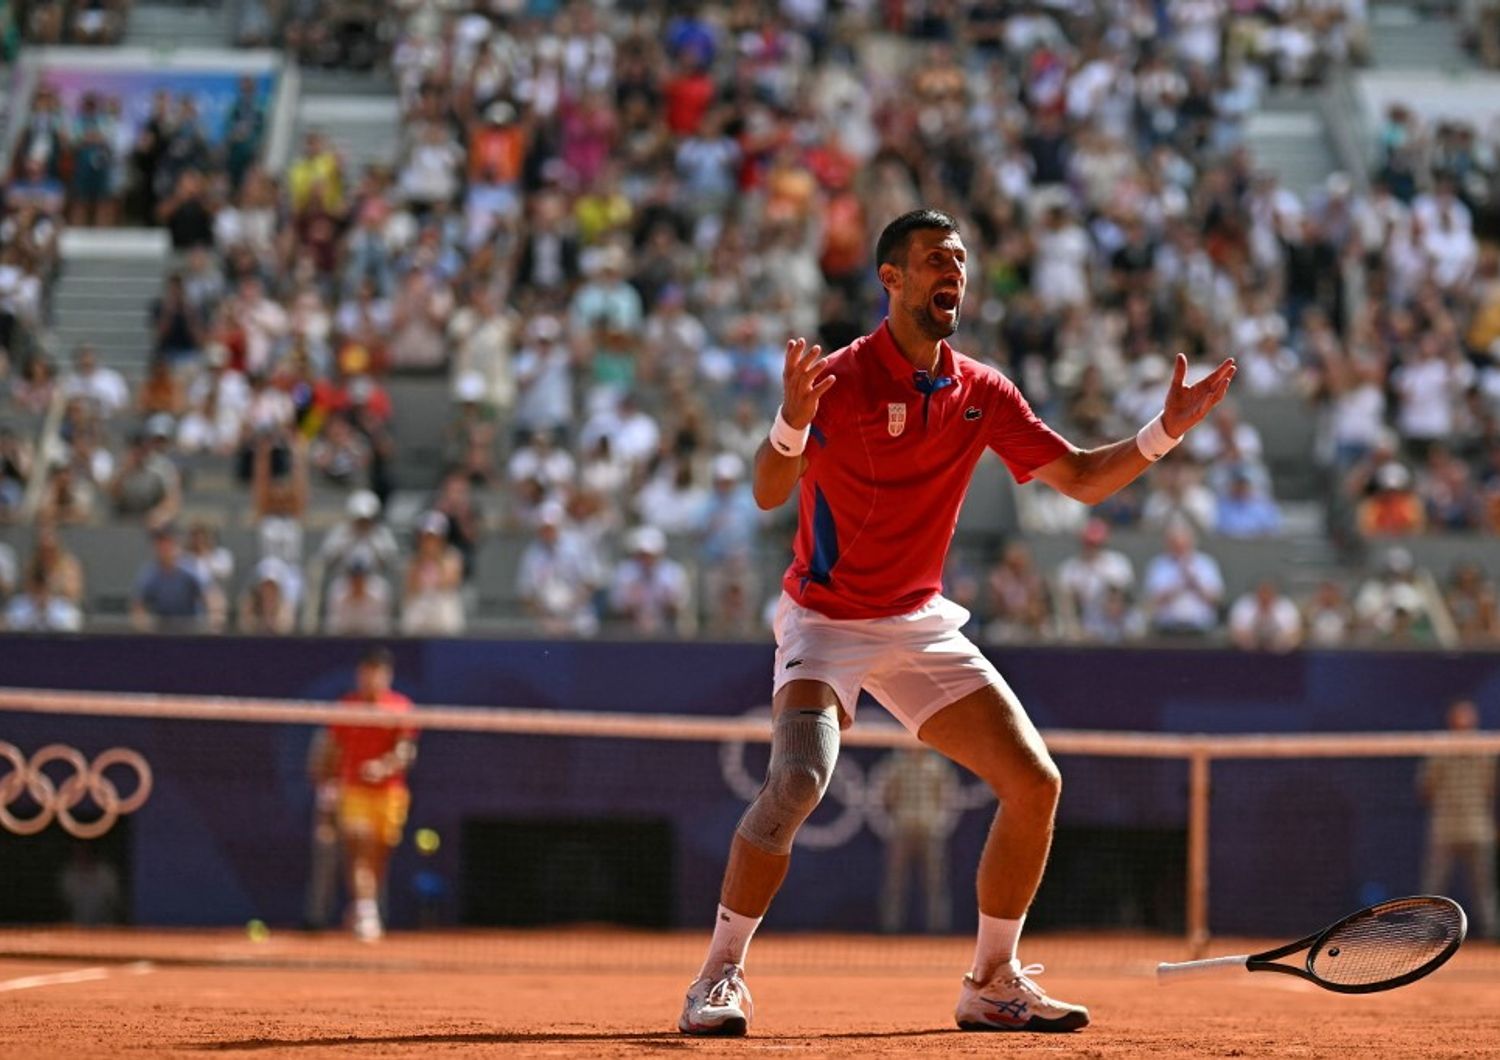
[875,209,960,270]
[359,646,394,670]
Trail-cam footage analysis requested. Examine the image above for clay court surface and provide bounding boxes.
[3,930,1498,1059]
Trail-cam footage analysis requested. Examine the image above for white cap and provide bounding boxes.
[418,510,450,537]
[626,524,666,556]
[454,370,486,403]
[528,314,563,341]
[537,500,566,527]
[1376,462,1412,491]
[711,452,745,482]
[347,490,381,521]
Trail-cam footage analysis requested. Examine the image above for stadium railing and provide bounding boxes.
[1,686,1497,972]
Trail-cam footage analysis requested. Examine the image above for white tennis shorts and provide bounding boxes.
[771,591,1007,734]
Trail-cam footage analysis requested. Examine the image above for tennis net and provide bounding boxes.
[0,686,1496,973]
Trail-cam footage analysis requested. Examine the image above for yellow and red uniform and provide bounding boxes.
[330,690,415,847]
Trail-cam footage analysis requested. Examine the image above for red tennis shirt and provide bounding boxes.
[331,690,416,791]
[782,321,1071,620]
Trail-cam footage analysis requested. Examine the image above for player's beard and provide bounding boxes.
[908,291,961,340]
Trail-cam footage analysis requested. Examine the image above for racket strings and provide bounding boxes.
[1309,898,1465,987]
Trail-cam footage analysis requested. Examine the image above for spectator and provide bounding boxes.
[1229,579,1304,653]
[635,458,710,535]
[1446,562,1500,646]
[983,541,1051,642]
[1141,458,1218,533]
[1419,445,1478,531]
[35,458,95,525]
[107,431,180,528]
[60,344,128,419]
[516,501,602,637]
[1417,699,1498,940]
[1215,467,1283,538]
[580,391,660,470]
[431,467,484,580]
[508,429,576,494]
[1357,461,1427,537]
[251,432,308,606]
[1390,334,1470,460]
[130,526,216,632]
[1354,547,1441,644]
[311,413,373,487]
[400,511,465,635]
[0,536,15,598]
[512,314,574,442]
[223,77,267,192]
[1143,520,1225,636]
[609,524,689,635]
[137,361,185,420]
[388,267,453,372]
[151,273,203,363]
[324,553,393,636]
[3,567,80,631]
[157,170,216,252]
[320,490,400,581]
[448,287,517,412]
[0,426,34,519]
[1057,519,1135,640]
[1303,579,1354,647]
[237,557,297,635]
[182,521,234,599]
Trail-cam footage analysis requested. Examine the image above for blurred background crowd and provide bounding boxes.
[2,0,1500,651]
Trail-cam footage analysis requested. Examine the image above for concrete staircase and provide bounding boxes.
[123,1,232,50]
[48,230,171,378]
[1368,1,1472,72]
[294,95,402,173]
[1245,91,1343,196]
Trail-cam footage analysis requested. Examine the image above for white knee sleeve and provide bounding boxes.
[736,708,840,855]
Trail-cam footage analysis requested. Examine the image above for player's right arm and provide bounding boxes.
[752,338,835,510]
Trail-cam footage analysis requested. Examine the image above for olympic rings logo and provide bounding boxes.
[0,743,153,839]
[718,707,995,850]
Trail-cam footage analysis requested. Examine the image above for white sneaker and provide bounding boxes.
[678,964,753,1036]
[955,962,1089,1032]
[351,901,383,943]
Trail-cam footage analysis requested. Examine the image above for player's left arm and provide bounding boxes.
[1031,354,1236,505]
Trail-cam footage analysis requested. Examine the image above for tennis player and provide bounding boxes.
[680,209,1236,1035]
[325,646,417,942]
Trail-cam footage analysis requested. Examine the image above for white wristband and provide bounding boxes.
[1135,413,1181,462]
[769,406,810,457]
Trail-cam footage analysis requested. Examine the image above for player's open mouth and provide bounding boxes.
[931,290,959,312]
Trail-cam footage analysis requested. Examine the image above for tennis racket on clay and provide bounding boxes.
[1157,895,1466,994]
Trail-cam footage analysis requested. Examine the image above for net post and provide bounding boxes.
[1187,748,1211,957]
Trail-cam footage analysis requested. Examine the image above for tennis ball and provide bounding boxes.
[415,827,441,855]
[246,919,270,943]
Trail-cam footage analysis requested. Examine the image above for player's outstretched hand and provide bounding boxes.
[1161,353,1236,438]
[781,338,835,430]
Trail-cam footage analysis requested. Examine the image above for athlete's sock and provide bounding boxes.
[698,903,762,979]
[970,912,1025,983]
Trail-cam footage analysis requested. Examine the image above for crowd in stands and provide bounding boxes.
[9,0,131,47]
[2,0,1500,649]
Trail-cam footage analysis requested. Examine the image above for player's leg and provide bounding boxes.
[1465,840,1498,939]
[1421,837,1454,897]
[917,682,1086,1031]
[681,678,843,1036]
[881,828,914,933]
[337,788,386,941]
[923,829,951,933]
[919,684,1059,926]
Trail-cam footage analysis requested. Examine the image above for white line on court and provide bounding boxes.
[0,961,154,993]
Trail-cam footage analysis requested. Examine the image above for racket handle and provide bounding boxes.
[1156,954,1251,984]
